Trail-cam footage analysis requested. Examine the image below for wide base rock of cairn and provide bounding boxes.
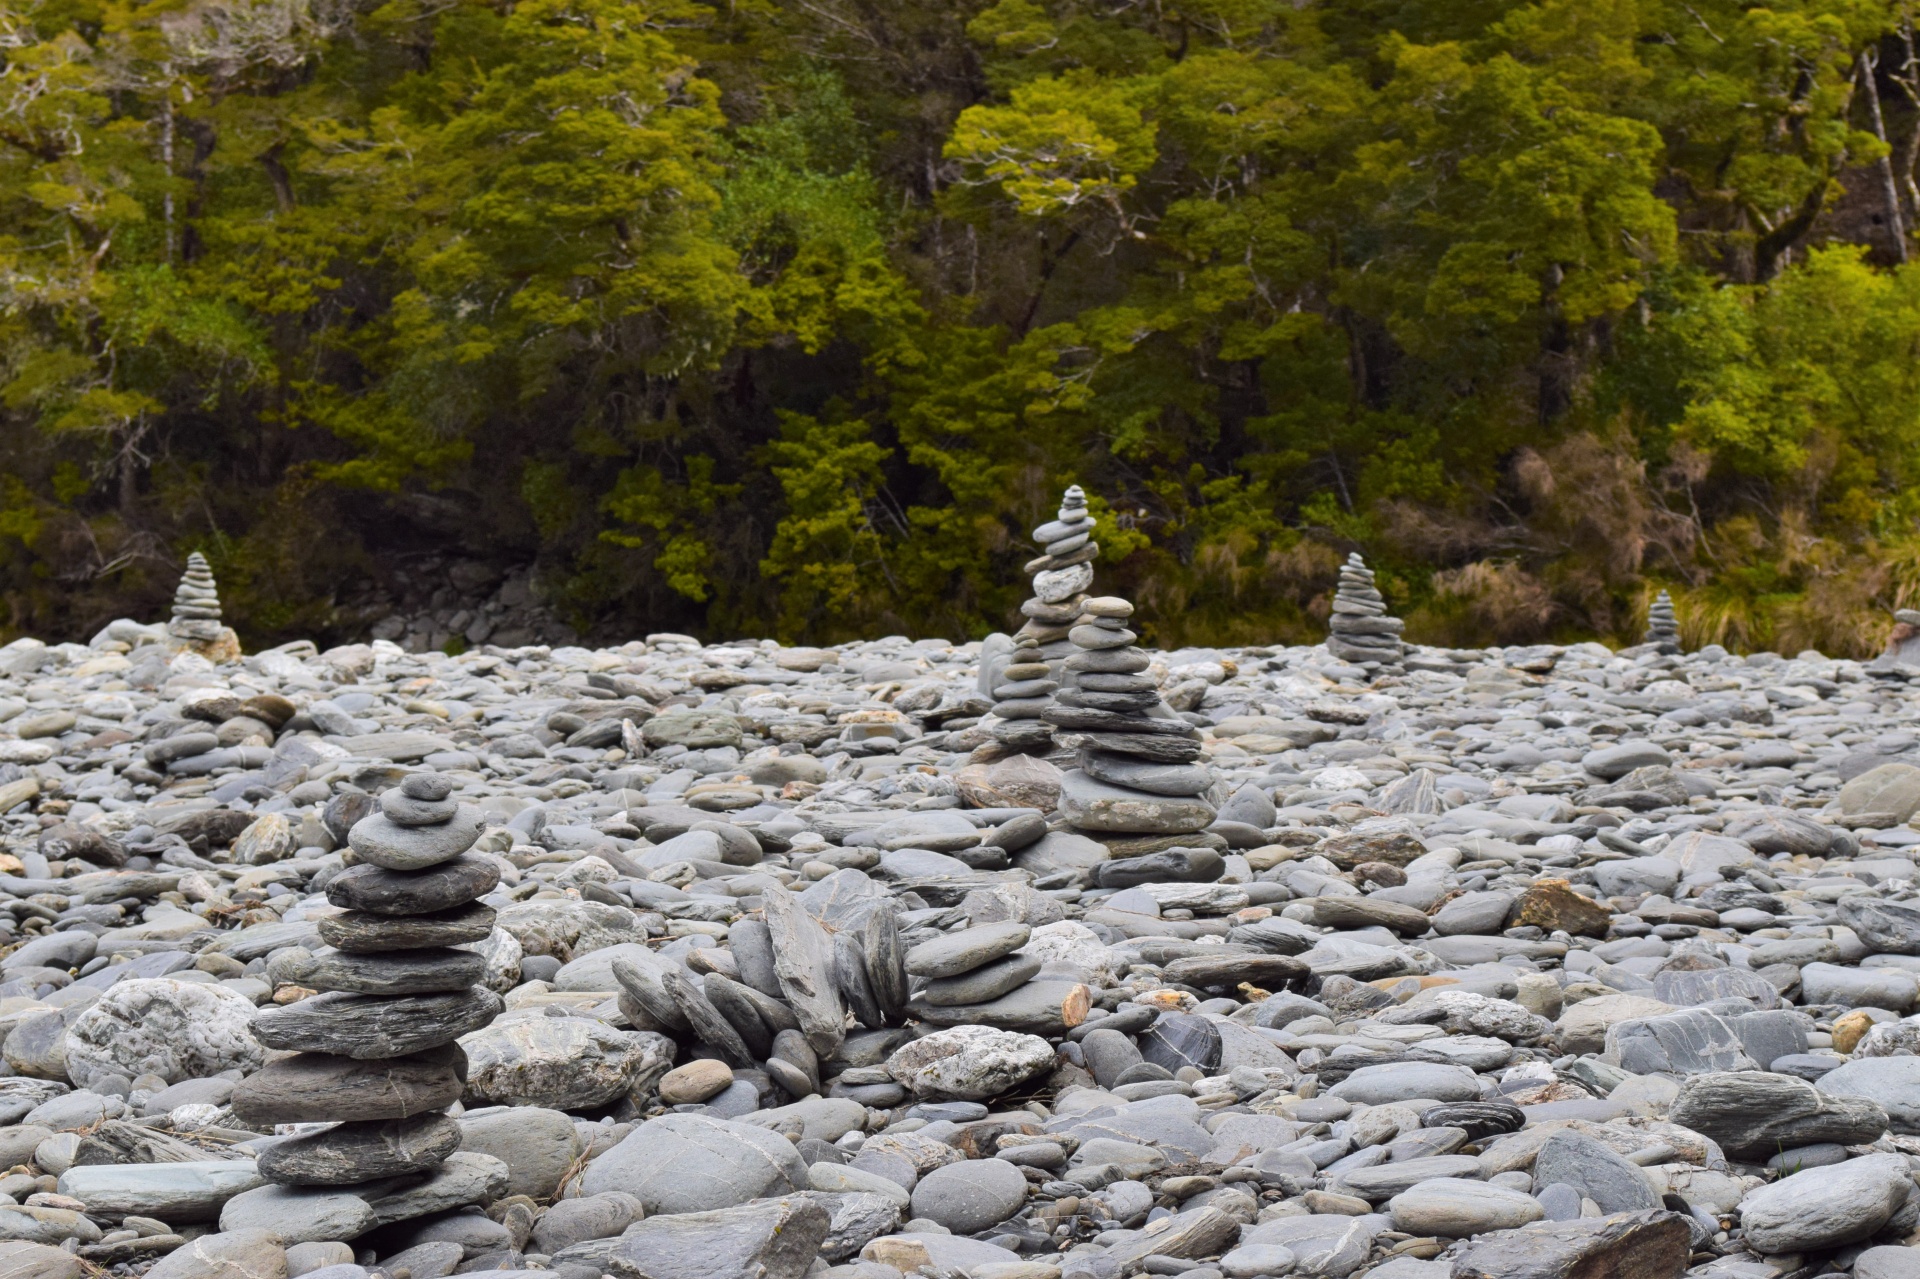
[166,551,242,662]
[1327,552,1403,669]
[1645,589,1681,653]
[1046,595,1217,854]
[230,772,506,1215]
[988,486,1099,754]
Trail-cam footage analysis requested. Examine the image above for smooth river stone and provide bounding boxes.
[271,947,488,997]
[1058,770,1216,835]
[326,855,500,915]
[256,1113,463,1186]
[318,902,497,953]
[381,788,459,827]
[921,955,1042,1007]
[1074,732,1206,764]
[1076,673,1158,693]
[905,923,1032,979]
[229,1046,467,1125]
[1079,750,1214,797]
[1044,707,1197,736]
[1066,624,1136,650]
[912,979,1091,1037]
[347,806,486,872]
[1057,690,1161,714]
[1064,649,1152,674]
[251,987,503,1058]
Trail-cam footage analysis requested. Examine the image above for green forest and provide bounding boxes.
[7,0,1920,655]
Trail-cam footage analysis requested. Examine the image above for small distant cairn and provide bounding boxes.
[166,552,242,662]
[1326,553,1404,669]
[988,486,1099,753]
[1644,589,1681,653]
[1874,609,1920,673]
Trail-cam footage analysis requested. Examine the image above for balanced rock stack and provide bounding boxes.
[231,771,504,1198]
[1045,595,1217,850]
[1645,588,1681,652]
[988,632,1058,753]
[166,551,242,661]
[1326,552,1404,668]
[989,485,1100,752]
[900,920,1090,1043]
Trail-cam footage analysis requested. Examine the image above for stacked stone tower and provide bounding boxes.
[1326,553,1404,668]
[166,552,243,661]
[232,772,503,1191]
[988,486,1100,753]
[1645,589,1681,653]
[1046,595,1216,847]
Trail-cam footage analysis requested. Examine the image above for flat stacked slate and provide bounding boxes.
[1645,589,1681,652]
[1326,552,1404,668]
[234,771,503,1189]
[1045,595,1217,846]
[989,486,1099,753]
[165,551,242,661]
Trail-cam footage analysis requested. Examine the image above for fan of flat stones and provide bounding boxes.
[14,612,1920,1278]
[1326,553,1404,671]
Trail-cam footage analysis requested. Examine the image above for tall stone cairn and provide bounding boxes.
[990,486,1100,753]
[1045,595,1217,845]
[1326,553,1404,668]
[230,772,504,1191]
[166,552,243,661]
[1645,589,1681,652]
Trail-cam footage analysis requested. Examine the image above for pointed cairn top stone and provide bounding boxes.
[990,486,1100,753]
[1645,589,1681,652]
[1326,552,1405,669]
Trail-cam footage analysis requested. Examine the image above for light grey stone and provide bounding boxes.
[62,979,262,1087]
[457,1106,584,1199]
[578,1114,807,1214]
[552,1196,826,1279]
[1739,1152,1913,1254]
[60,1160,266,1222]
[907,1159,1028,1234]
[1388,1179,1544,1236]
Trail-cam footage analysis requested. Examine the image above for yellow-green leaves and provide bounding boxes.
[946,72,1155,226]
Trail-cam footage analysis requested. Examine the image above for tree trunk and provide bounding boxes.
[160,78,175,262]
[1860,51,1908,262]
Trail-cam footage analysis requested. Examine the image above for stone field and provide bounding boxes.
[6,541,1920,1279]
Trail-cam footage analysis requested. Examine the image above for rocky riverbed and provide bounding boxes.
[0,621,1919,1279]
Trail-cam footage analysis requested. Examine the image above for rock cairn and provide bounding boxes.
[232,771,503,1192]
[1326,551,1404,668]
[1046,595,1217,850]
[32,625,1920,1277]
[988,485,1100,753]
[987,633,1058,754]
[1876,607,1920,671]
[166,552,242,661]
[1645,589,1681,652]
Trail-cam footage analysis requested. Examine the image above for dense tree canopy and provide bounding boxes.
[6,0,1920,654]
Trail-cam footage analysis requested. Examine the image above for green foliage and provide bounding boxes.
[4,0,1920,653]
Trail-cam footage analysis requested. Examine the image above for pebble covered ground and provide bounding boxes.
[6,591,1920,1279]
